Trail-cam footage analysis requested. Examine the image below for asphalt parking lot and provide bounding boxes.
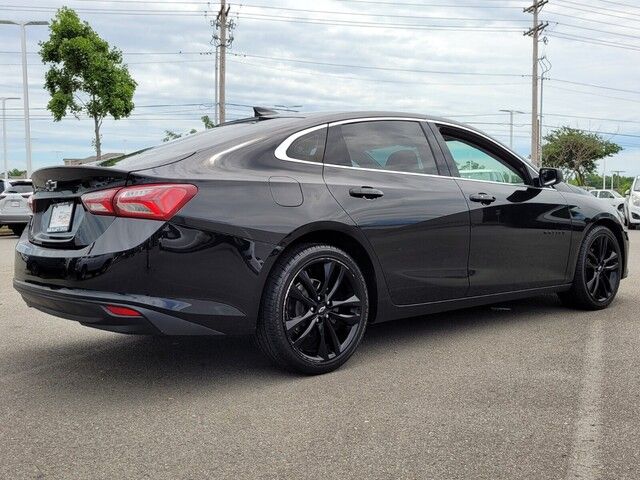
[0,229,638,480]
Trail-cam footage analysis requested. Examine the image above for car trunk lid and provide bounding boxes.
[29,166,129,249]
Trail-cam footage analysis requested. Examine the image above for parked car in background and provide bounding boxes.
[591,189,627,224]
[0,179,33,236]
[626,176,640,230]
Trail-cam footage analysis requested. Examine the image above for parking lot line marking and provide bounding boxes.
[566,319,604,480]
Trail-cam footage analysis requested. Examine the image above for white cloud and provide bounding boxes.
[0,0,638,175]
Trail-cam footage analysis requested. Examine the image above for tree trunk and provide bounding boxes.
[93,115,102,161]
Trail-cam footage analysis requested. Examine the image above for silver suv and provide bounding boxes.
[0,179,32,236]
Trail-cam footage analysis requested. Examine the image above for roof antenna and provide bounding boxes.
[253,106,279,118]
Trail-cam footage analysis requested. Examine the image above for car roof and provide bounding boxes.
[264,110,472,130]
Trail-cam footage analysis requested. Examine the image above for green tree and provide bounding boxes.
[162,116,215,142]
[7,168,26,178]
[201,115,215,129]
[39,7,137,161]
[542,127,622,186]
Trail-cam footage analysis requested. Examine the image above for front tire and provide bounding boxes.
[559,225,622,310]
[256,243,369,374]
[10,224,25,236]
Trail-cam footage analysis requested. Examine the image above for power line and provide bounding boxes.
[554,21,640,41]
[229,52,526,77]
[549,2,640,23]
[559,0,640,18]
[547,31,640,52]
[589,0,640,9]
[235,12,523,31]
[331,0,523,9]
[234,3,530,23]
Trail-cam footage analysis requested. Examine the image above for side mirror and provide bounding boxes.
[538,167,563,187]
[625,189,630,197]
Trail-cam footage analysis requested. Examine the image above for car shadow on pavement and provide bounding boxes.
[6,294,566,402]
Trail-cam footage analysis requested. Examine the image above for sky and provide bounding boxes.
[0,0,639,179]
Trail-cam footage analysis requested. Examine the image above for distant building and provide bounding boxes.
[63,152,124,166]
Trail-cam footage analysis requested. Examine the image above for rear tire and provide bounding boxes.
[10,224,25,236]
[256,243,369,374]
[559,225,621,310]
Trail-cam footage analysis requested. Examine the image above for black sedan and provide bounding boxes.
[14,110,628,374]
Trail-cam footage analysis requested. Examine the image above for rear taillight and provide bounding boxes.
[81,188,119,215]
[27,194,34,212]
[81,184,197,221]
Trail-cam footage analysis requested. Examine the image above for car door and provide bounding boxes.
[429,122,572,296]
[322,118,471,305]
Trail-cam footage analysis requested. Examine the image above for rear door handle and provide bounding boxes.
[349,186,384,199]
[469,193,496,204]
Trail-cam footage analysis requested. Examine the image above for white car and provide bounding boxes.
[0,179,33,236]
[626,177,640,230]
[590,189,627,224]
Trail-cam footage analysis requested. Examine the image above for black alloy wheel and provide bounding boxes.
[559,225,621,310]
[256,244,369,374]
[584,233,620,303]
[284,258,363,362]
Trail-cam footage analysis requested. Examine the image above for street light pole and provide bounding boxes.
[1,97,20,180]
[499,109,525,149]
[1,20,48,178]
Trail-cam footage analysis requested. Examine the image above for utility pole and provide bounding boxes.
[1,97,20,180]
[499,109,525,149]
[524,1,548,167]
[210,3,234,125]
[539,54,551,166]
[612,170,625,191]
[214,44,219,125]
[0,20,48,178]
[218,0,227,124]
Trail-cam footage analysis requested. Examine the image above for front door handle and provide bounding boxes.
[349,186,384,199]
[469,193,496,204]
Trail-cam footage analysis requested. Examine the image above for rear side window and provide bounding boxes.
[324,120,439,175]
[4,182,32,193]
[286,128,327,163]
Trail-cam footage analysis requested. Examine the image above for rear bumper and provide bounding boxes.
[627,204,640,225]
[0,213,31,224]
[14,279,251,336]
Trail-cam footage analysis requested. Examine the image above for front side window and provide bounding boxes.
[324,121,439,175]
[443,135,525,185]
[600,191,614,199]
[286,128,327,163]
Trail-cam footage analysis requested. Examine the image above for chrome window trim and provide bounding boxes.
[328,116,427,127]
[273,116,543,187]
[274,123,328,163]
[323,163,448,180]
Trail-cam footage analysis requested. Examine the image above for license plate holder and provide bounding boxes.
[47,202,74,233]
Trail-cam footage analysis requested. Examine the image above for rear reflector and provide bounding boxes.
[81,183,197,221]
[104,305,143,317]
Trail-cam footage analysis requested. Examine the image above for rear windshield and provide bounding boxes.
[4,182,32,193]
[98,117,303,170]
